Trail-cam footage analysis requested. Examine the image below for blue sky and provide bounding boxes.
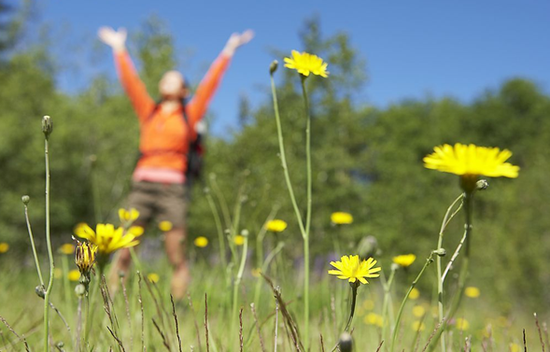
[38,0,550,136]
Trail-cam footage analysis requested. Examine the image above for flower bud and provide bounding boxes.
[476,179,489,191]
[391,263,400,271]
[270,60,278,75]
[433,248,447,257]
[35,285,46,298]
[75,284,86,297]
[21,195,30,205]
[42,115,53,138]
[338,332,353,352]
[241,229,249,237]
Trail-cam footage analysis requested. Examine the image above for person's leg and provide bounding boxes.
[164,227,190,300]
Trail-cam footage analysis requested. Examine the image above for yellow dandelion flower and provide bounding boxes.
[423,143,519,191]
[363,299,375,311]
[328,255,381,285]
[265,219,288,233]
[68,269,81,282]
[0,242,9,253]
[284,50,329,78]
[128,226,145,236]
[392,254,416,268]
[331,212,353,225]
[455,318,470,331]
[412,305,426,318]
[59,243,75,255]
[510,343,521,352]
[147,273,160,283]
[158,221,173,232]
[234,235,245,246]
[364,313,384,327]
[118,208,140,222]
[75,241,97,274]
[194,236,209,248]
[465,286,480,298]
[409,288,420,300]
[412,321,426,331]
[251,268,262,278]
[74,223,140,255]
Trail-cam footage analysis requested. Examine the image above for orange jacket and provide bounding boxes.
[115,50,230,182]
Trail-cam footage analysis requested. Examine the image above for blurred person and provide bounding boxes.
[98,26,253,299]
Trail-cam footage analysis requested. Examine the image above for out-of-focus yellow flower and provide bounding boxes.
[412,321,426,331]
[59,243,75,255]
[412,305,425,318]
[363,299,375,311]
[0,242,9,253]
[455,318,469,331]
[328,255,381,285]
[265,219,288,233]
[510,343,521,352]
[409,288,420,300]
[68,270,81,282]
[234,235,245,246]
[75,241,96,274]
[251,268,262,278]
[392,254,416,268]
[364,313,384,327]
[284,50,329,78]
[128,226,145,236]
[194,236,209,248]
[54,268,63,279]
[331,212,353,225]
[74,223,140,255]
[158,221,173,232]
[119,208,140,222]
[147,273,160,283]
[465,286,480,298]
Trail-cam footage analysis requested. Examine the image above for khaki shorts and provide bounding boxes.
[127,181,188,227]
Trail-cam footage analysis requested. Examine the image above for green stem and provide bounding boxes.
[206,190,227,268]
[343,283,359,332]
[231,234,249,342]
[381,267,397,343]
[436,193,464,352]
[254,241,285,306]
[23,203,45,286]
[209,174,233,231]
[43,134,55,352]
[390,252,436,352]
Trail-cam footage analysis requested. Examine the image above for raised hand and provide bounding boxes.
[223,29,255,56]
[98,26,127,52]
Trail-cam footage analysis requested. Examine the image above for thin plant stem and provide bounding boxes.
[382,266,397,344]
[436,193,464,352]
[206,189,227,268]
[343,283,359,332]
[391,252,436,352]
[231,234,249,343]
[23,200,45,286]
[43,124,55,352]
[209,174,233,230]
[254,241,285,306]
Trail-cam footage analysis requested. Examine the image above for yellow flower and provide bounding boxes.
[328,255,381,285]
[68,270,81,282]
[412,321,426,331]
[409,288,420,300]
[265,219,288,233]
[158,221,173,232]
[465,286,480,298]
[75,241,97,274]
[118,208,140,222]
[59,243,75,255]
[147,273,160,283]
[284,50,329,78]
[0,242,9,253]
[392,254,416,268]
[194,236,209,248]
[412,305,426,318]
[510,343,521,352]
[234,235,245,246]
[74,223,140,255]
[455,318,469,331]
[364,313,384,327]
[423,143,519,179]
[331,212,353,225]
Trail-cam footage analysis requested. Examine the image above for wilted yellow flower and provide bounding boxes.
[284,50,329,78]
[392,254,416,268]
[147,273,160,283]
[328,255,381,285]
[423,144,519,180]
[266,219,288,233]
[75,241,97,274]
[234,235,245,246]
[158,221,173,232]
[465,286,480,298]
[59,243,75,255]
[0,242,9,253]
[194,236,209,248]
[68,270,81,282]
[409,288,420,300]
[510,343,521,352]
[412,305,425,318]
[331,212,353,225]
[118,208,140,222]
[455,318,469,331]
[74,223,140,255]
[364,313,384,327]
[412,321,426,331]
